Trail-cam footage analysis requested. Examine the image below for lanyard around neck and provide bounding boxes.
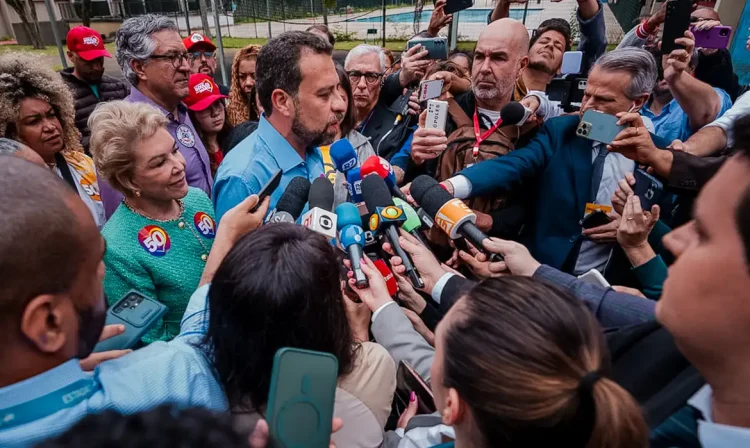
[472,106,503,159]
[0,378,100,430]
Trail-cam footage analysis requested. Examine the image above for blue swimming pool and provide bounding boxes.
[352,8,541,23]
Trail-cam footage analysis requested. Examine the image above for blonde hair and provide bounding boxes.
[88,100,168,195]
[227,44,261,126]
[0,52,83,154]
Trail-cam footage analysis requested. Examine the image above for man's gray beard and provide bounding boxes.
[473,86,500,100]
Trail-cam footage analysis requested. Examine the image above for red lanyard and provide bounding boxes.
[472,107,503,159]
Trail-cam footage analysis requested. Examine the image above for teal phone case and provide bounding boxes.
[576,110,627,145]
[266,348,339,448]
[93,291,168,353]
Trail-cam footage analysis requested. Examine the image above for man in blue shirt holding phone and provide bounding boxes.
[0,157,267,447]
[213,31,346,222]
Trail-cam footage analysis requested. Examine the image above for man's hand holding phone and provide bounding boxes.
[411,110,448,165]
[607,112,659,164]
[663,30,695,84]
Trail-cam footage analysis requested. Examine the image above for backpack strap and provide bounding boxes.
[446,98,473,129]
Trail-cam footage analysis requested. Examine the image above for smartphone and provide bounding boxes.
[407,37,448,60]
[561,51,583,75]
[395,360,436,414]
[576,110,627,145]
[577,269,611,288]
[691,25,732,49]
[633,168,667,211]
[661,0,693,54]
[266,348,338,448]
[93,291,168,352]
[419,79,444,102]
[425,99,448,130]
[580,209,612,229]
[444,0,474,14]
[250,169,283,212]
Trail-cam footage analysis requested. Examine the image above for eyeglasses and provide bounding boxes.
[347,70,383,85]
[189,51,215,64]
[150,52,190,68]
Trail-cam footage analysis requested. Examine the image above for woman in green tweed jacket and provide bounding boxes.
[89,101,217,344]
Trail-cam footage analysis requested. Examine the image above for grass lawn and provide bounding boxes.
[0,39,619,55]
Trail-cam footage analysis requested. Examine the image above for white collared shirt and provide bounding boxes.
[689,385,750,447]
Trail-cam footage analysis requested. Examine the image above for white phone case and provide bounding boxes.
[425,100,448,131]
[577,269,611,288]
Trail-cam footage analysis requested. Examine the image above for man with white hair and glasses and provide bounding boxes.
[344,43,426,160]
[441,47,673,282]
[97,14,213,218]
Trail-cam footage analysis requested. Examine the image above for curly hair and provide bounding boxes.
[226,44,261,126]
[0,53,82,154]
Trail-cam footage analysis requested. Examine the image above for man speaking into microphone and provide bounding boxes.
[213,32,346,222]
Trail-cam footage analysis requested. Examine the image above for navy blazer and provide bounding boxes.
[459,115,672,270]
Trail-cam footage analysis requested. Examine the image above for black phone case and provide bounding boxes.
[444,0,474,14]
[580,210,611,229]
[633,169,666,211]
[662,0,693,54]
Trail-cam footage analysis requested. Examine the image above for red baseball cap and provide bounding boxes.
[66,26,111,60]
[184,74,228,111]
[183,33,217,52]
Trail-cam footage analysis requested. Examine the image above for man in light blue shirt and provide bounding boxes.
[640,32,732,143]
[213,31,346,222]
[0,157,267,447]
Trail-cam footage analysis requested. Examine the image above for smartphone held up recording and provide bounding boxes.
[576,110,627,145]
[266,348,338,448]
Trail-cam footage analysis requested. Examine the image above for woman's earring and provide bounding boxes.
[135,190,141,197]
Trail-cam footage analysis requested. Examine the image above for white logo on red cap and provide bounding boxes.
[194,80,213,95]
[82,36,99,46]
[190,34,204,43]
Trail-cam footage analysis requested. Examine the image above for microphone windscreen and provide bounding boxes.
[393,197,421,232]
[500,101,527,126]
[360,156,398,189]
[410,175,440,205]
[329,139,358,173]
[373,259,399,296]
[335,202,362,230]
[418,184,453,218]
[276,177,311,219]
[361,174,394,213]
[309,177,335,211]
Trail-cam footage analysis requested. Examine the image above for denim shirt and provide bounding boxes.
[212,115,326,222]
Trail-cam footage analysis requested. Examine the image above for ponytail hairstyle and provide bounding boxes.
[441,277,647,448]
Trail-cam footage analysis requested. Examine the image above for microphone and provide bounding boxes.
[266,177,310,223]
[501,101,532,127]
[335,202,368,289]
[329,138,359,174]
[360,155,435,229]
[373,259,399,297]
[361,175,424,289]
[301,177,337,239]
[393,197,427,246]
[411,175,503,261]
[345,167,368,216]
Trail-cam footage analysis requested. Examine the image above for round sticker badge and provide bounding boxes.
[138,225,171,257]
[176,124,196,148]
[194,212,216,239]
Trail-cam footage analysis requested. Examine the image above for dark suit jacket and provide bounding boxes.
[667,150,727,196]
[459,115,672,271]
[359,73,414,161]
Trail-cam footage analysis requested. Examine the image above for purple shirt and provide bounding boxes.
[98,87,213,218]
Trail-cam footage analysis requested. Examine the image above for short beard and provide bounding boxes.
[291,100,340,148]
[473,86,500,100]
[528,60,557,76]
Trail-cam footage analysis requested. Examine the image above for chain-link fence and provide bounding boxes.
[229,0,636,44]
